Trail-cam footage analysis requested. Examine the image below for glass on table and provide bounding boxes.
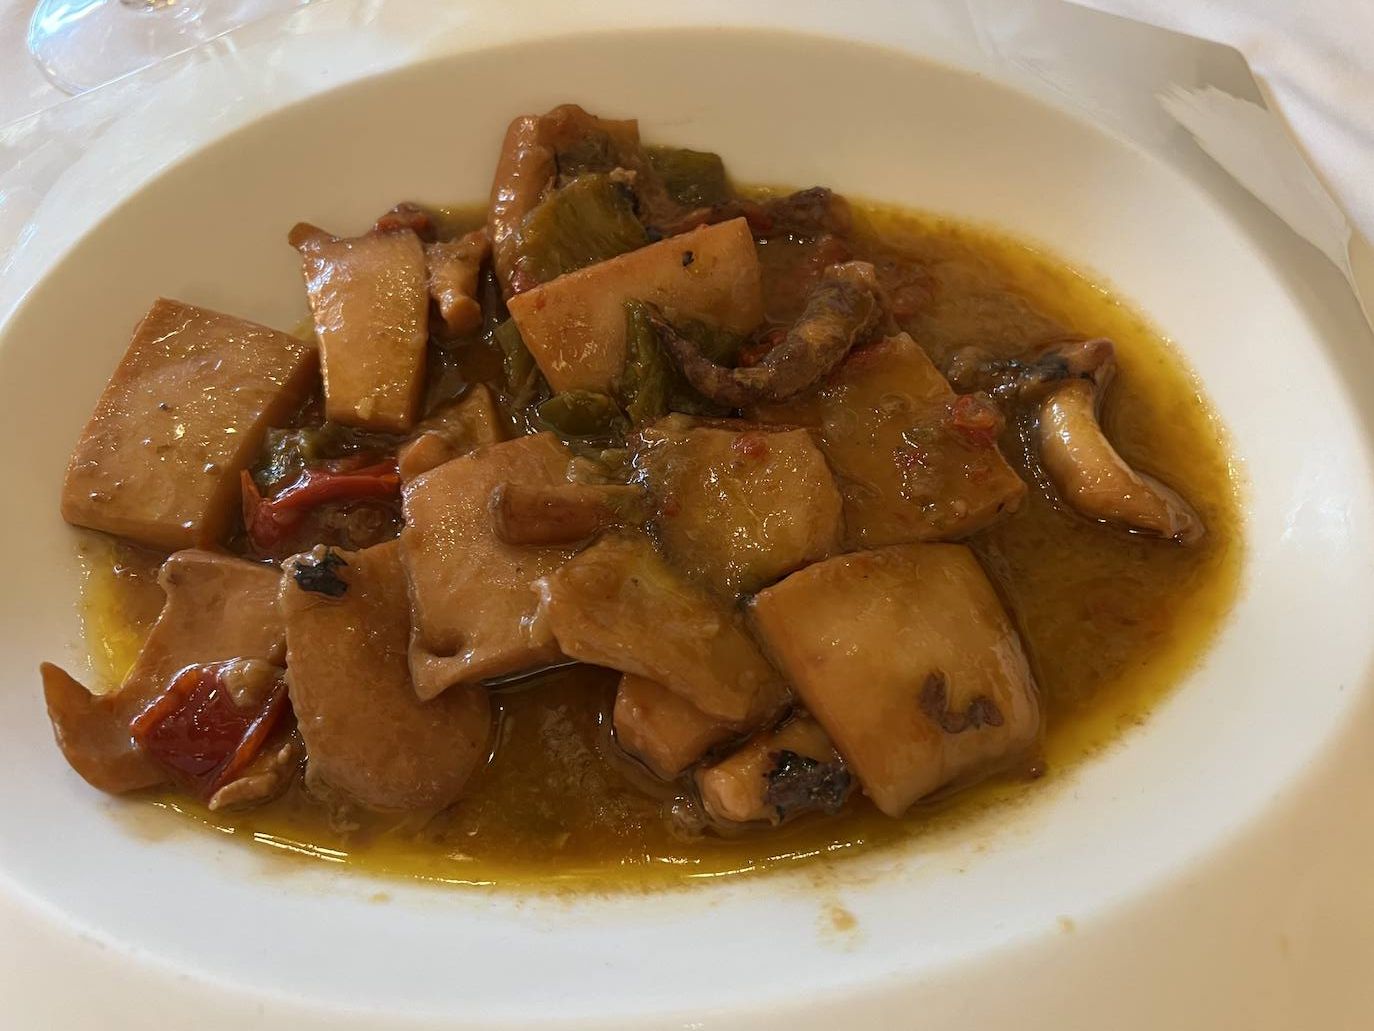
[27,0,312,95]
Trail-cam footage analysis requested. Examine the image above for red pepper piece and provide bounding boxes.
[270,460,399,512]
[131,663,287,798]
[241,459,400,550]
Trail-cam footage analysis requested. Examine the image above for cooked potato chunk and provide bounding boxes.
[635,415,843,595]
[750,544,1040,817]
[281,540,491,811]
[696,714,850,826]
[396,384,506,481]
[400,433,580,699]
[61,299,317,550]
[612,674,732,780]
[507,218,763,394]
[42,550,286,794]
[753,333,1025,547]
[292,223,429,432]
[534,535,786,725]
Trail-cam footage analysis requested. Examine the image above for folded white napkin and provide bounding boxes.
[1076,0,1374,241]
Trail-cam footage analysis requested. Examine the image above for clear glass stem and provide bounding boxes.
[28,0,306,96]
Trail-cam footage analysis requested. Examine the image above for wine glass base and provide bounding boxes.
[27,0,311,96]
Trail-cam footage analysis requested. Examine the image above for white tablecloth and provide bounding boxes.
[1076,0,1374,243]
[2,0,1370,236]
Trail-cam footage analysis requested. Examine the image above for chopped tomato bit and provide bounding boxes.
[242,459,400,550]
[131,662,287,798]
[948,394,1004,448]
[270,460,399,512]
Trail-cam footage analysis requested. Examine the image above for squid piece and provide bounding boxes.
[751,544,1040,818]
[533,535,787,725]
[1039,377,1204,543]
[946,337,1114,402]
[488,114,556,300]
[488,480,641,546]
[291,221,430,433]
[695,714,852,826]
[653,186,852,241]
[427,229,490,335]
[281,540,492,811]
[207,734,302,813]
[396,384,506,482]
[40,663,165,794]
[40,550,287,794]
[507,217,764,395]
[489,104,656,299]
[612,674,733,780]
[400,433,582,699]
[373,202,435,238]
[650,261,881,407]
[61,299,317,551]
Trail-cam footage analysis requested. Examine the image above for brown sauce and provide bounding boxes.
[76,199,1242,889]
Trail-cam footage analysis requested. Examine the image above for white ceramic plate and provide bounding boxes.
[3,15,1373,1030]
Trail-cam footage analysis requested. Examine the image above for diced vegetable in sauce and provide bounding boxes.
[620,301,674,425]
[242,460,400,554]
[634,415,843,596]
[516,173,648,285]
[536,390,629,442]
[645,146,730,208]
[492,317,547,409]
[46,102,1236,888]
[619,301,747,423]
[254,423,402,494]
[754,332,1027,546]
